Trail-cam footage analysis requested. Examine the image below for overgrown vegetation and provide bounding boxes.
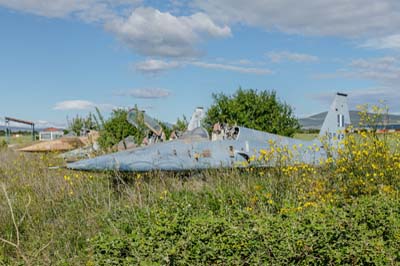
[67,108,103,136]
[204,88,300,136]
[172,116,188,132]
[0,140,7,150]
[1,105,400,265]
[0,131,399,265]
[97,109,146,151]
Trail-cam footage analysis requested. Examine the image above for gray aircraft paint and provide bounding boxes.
[187,107,206,131]
[319,92,350,145]
[67,93,350,172]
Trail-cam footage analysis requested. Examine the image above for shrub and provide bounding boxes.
[0,140,7,150]
[97,109,145,151]
[1,104,400,265]
[204,88,300,137]
[89,194,400,265]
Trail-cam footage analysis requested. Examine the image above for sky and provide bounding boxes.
[1,0,400,128]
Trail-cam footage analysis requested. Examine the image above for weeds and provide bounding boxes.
[0,106,400,265]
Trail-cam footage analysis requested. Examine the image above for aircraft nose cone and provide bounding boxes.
[66,151,158,172]
[67,154,120,171]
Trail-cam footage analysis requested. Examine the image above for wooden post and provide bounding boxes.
[32,124,35,141]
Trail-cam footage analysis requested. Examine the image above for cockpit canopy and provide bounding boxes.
[127,109,163,136]
[180,127,210,141]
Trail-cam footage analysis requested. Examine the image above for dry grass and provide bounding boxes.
[0,130,399,264]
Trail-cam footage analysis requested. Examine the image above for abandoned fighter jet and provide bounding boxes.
[67,93,350,172]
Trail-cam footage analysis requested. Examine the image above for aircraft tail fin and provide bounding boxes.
[187,107,206,131]
[319,93,351,142]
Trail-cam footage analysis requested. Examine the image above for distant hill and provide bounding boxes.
[299,111,400,130]
[0,126,63,132]
[0,126,34,132]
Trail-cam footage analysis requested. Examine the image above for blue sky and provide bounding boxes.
[1,0,400,128]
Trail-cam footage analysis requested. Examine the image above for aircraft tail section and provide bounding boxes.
[319,93,351,142]
[187,107,206,131]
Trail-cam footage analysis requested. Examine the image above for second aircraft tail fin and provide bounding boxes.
[318,92,351,143]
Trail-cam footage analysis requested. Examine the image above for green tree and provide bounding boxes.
[158,121,172,140]
[204,88,300,137]
[68,115,84,136]
[173,115,188,132]
[98,109,145,150]
[68,112,100,136]
[83,112,97,131]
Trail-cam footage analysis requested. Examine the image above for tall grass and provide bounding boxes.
[0,130,400,265]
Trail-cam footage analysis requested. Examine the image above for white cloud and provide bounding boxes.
[362,34,400,49]
[54,100,96,110]
[0,2,230,58]
[347,88,400,106]
[191,61,272,75]
[134,58,272,75]
[53,100,114,110]
[266,51,319,63]
[312,87,400,113]
[316,56,400,84]
[0,118,66,128]
[312,56,400,113]
[117,88,172,99]
[347,57,400,83]
[5,0,400,59]
[135,59,181,74]
[0,0,89,18]
[194,0,400,38]
[236,59,253,65]
[35,120,67,128]
[105,7,231,58]
[0,0,141,21]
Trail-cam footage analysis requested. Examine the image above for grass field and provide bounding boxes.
[0,132,400,265]
[293,133,319,141]
[0,135,36,147]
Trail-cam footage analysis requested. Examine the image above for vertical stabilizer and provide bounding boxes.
[319,93,351,142]
[188,107,205,131]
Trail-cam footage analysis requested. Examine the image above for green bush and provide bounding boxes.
[204,88,300,137]
[0,140,7,150]
[1,126,400,265]
[89,194,400,265]
[98,109,145,151]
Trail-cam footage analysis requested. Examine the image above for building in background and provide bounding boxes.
[39,127,64,141]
